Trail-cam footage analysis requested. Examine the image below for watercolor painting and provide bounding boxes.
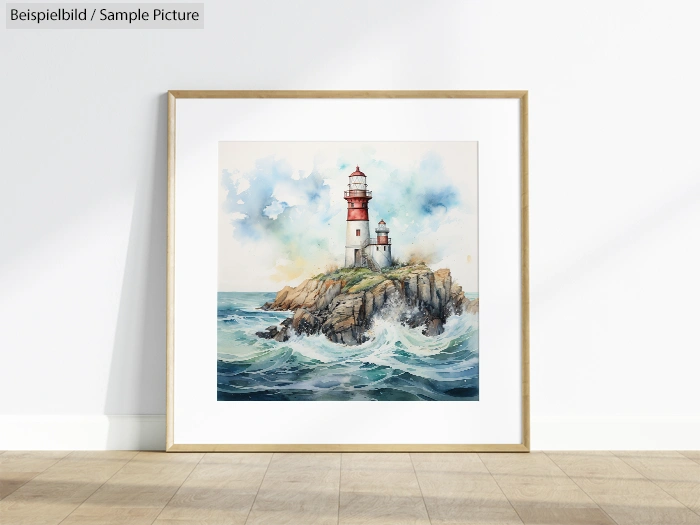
[217,142,478,401]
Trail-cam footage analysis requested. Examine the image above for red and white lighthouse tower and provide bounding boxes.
[343,166,393,269]
[344,166,372,267]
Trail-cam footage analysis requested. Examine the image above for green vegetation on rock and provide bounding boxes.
[345,273,387,293]
[316,267,372,282]
[312,264,431,294]
[382,263,430,281]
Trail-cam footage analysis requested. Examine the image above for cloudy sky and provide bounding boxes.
[218,142,478,292]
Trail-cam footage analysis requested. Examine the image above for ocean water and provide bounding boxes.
[217,291,479,401]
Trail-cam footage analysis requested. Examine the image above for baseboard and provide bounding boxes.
[0,415,165,450]
[1,415,698,451]
[531,415,700,450]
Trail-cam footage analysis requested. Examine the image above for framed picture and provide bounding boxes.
[167,91,529,451]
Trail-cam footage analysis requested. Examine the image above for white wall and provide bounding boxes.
[345,220,370,267]
[1,0,699,450]
[368,245,392,269]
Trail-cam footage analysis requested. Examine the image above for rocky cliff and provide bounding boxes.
[257,264,478,346]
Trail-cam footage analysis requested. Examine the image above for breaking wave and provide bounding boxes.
[217,291,479,401]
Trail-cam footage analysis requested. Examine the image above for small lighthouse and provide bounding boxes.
[373,219,392,268]
[343,166,393,270]
[344,166,372,267]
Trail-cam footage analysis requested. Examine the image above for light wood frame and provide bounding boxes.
[166,90,529,452]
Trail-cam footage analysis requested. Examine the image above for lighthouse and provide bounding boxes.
[344,166,372,267]
[373,219,392,268]
[343,166,393,269]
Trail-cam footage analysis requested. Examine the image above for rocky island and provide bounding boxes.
[256,264,478,345]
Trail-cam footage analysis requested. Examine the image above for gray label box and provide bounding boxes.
[6,3,204,29]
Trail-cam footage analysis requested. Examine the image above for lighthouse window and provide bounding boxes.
[384,246,386,251]
[350,203,354,207]
[376,247,379,251]
[356,229,360,236]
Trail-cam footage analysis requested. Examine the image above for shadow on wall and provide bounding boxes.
[104,93,168,449]
[105,415,166,450]
[93,5,443,450]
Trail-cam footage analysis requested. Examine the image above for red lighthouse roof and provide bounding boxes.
[350,166,365,177]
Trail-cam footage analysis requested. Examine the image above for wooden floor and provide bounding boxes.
[1,452,700,524]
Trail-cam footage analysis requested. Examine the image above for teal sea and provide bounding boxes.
[217,291,479,401]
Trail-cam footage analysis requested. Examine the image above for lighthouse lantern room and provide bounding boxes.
[343,166,392,270]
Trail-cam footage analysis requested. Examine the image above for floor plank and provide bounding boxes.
[681,452,700,464]
[615,451,700,516]
[56,506,163,525]
[514,507,618,525]
[481,452,600,510]
[60,451,202,525]
[0,451,136,525]
[0,451,69,500]
[153,452,271,525]
[339,453,430,525]
[412,452,522,525]
[548,451,700,525]
[246,452,340,525]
